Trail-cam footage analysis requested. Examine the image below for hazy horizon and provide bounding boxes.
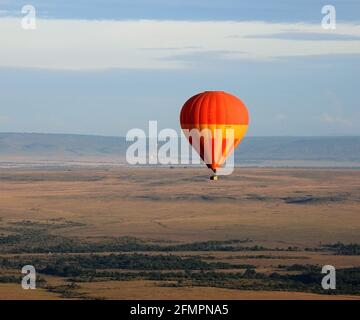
[1,133,359,169]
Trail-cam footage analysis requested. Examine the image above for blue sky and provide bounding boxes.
[0,0,359,136]
[1,0,360,22]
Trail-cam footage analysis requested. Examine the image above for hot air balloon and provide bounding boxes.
[180,91,249,180]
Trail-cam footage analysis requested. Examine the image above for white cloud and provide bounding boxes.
[0,18,360,70]
[321,113,353,126]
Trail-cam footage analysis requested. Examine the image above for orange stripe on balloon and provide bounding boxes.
[180,91,249,125]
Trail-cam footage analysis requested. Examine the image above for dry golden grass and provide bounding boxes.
[2,280,359,300]
[78,280,360,300]
[0,167,359,299]
[0,167,359,246]
[0,284,60,300]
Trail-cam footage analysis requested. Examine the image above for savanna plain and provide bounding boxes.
[0,167,359,299]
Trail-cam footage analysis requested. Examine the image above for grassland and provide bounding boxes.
[0,167,359,299]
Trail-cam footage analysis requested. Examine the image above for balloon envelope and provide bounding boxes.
[180,91,249,172]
